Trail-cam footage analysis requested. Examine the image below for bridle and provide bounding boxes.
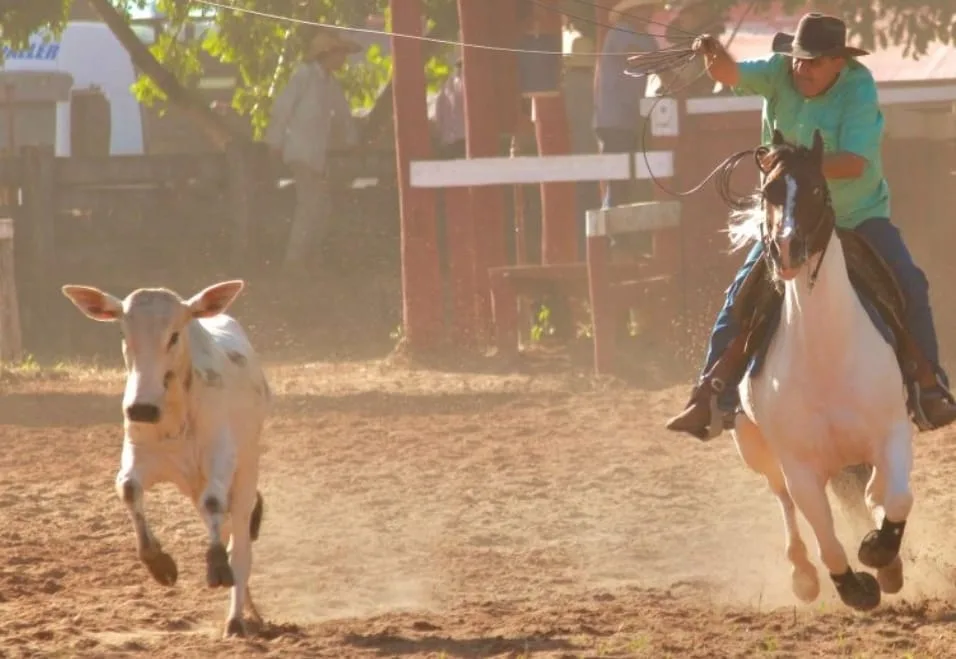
[756,150,836,292]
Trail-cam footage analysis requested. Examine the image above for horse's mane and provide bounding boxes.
[725,143,803,253]
[727,194,766,252]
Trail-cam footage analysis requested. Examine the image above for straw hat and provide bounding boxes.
[771,12,869,59]
[308,28,362,57]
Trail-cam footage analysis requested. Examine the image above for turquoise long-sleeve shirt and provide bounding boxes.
[734,53,891,229]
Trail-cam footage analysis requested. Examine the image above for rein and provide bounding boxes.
[640,144,770,210]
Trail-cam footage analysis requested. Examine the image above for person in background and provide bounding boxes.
[593,0,664,209]
[430,47,466,287]
[265,26,361,277]
[434,50,466,159]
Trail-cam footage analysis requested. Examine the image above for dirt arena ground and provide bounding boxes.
[4,343,956,659]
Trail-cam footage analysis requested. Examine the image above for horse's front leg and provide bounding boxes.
[115,443,179,586]
[732,417,818,602]
[783,460,881,611]
[858,422,912,594]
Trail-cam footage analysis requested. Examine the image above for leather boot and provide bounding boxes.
[666,333,750,440]
[898,334,956,431]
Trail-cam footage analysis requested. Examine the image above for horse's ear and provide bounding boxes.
[811,129,825,162]
[772,129,785,146]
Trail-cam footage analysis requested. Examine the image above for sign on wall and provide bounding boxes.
[650,97,679,137]
[2,41,60,62]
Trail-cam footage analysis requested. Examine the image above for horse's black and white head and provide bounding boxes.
[758,129,834,280]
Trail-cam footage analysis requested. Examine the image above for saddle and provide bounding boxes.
[730,229,907,360]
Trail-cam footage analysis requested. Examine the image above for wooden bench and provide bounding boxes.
[489,200,682,373]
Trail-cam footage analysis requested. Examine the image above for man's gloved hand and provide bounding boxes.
[692,34,725,58]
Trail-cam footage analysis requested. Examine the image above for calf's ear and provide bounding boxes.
[62,285,122,322]
[187,280,245,319]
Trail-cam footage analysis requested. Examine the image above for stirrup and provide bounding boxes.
[701,377,727,440]
[906,375,956,431]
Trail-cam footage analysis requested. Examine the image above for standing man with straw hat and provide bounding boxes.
[265,26,362,277]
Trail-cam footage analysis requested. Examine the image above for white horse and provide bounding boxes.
[727,129,911,611]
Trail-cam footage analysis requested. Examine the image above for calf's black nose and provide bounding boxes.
[125,403,161,424]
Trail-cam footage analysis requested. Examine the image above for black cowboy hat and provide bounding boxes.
[771,12,869,59]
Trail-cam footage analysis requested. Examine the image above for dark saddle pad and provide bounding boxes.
[731,229,906,378]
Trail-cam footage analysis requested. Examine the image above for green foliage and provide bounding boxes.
[120,0,457,136]
[530,304,554,342]
[339,43,393,112]
[0,0,70,52]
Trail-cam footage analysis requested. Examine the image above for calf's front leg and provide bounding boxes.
[116,443,178,586]
[199,430,238,594]
[199,429,260,638]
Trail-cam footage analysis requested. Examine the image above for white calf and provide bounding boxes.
[62,279,270,637]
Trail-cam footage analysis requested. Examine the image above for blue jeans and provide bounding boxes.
[703,217,947,406]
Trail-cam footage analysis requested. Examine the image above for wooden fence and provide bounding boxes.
[0,143,398,357]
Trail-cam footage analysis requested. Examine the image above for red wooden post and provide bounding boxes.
[489,269,520,357]
[458,0,508,340]
[532,0,578,265]
[444,184,477,347]
[491,0,520,136]
[390,0,444,351]
[594,0,611,50]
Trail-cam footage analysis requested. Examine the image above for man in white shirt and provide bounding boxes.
[435,54,466,159]
[265,28,361,276]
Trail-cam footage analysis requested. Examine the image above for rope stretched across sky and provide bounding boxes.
[191,0,700,58]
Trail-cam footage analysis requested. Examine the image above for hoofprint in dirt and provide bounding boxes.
[2,361,956,657]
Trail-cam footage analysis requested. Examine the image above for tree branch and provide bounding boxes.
[85,0,244,150]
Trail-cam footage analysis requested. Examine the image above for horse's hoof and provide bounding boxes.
[206,544,235,589]
[142,549,178,587]
[858,528,901,570]
[792,567,820,603]
[833,570,881,611]
[877,556,904,594]
[224,617,246,638]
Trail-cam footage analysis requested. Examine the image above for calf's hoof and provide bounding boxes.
[141,549,178,587]
[877,556,904,594]
[224,617,245,638]
[858,521,904,570]
[206,544,235,588]
[832,569,880,611]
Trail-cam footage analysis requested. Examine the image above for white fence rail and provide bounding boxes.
[410,151,673,188]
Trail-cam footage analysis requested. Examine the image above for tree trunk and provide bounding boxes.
[85,0,243,150]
